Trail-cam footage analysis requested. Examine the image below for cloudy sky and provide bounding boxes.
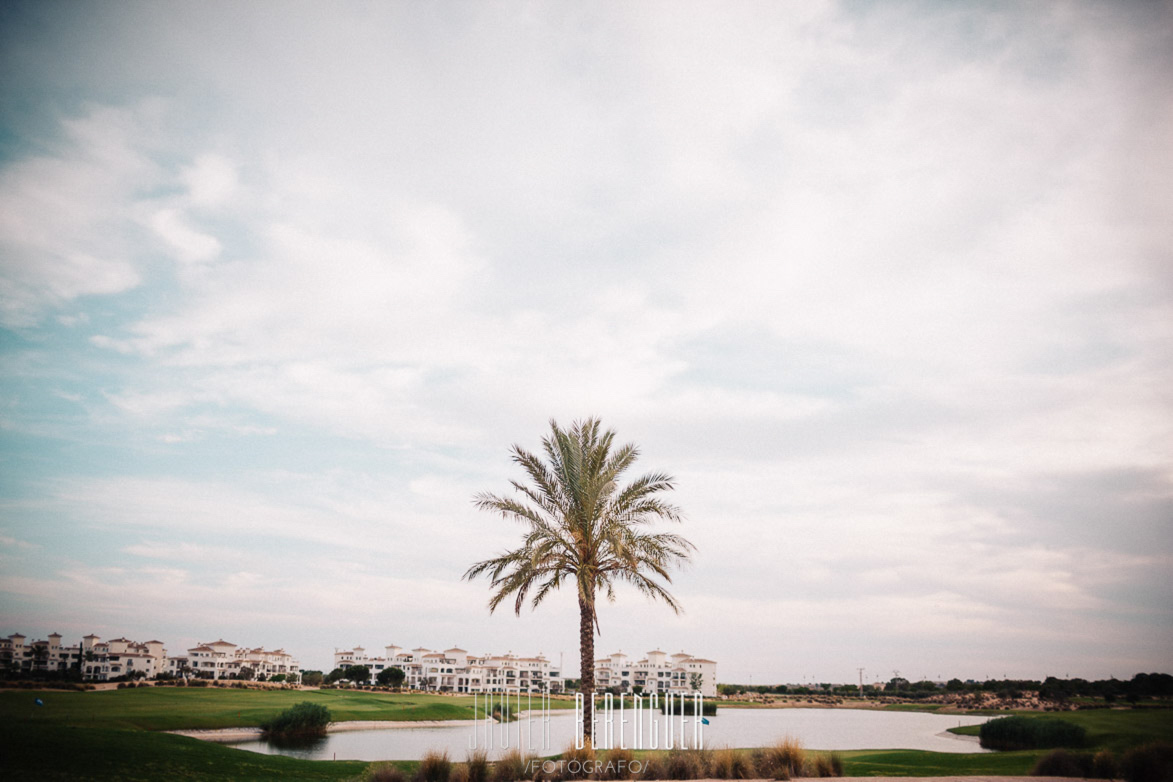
[1,1,1170,683]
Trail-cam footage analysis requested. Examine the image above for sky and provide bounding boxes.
[1,0,1171,684]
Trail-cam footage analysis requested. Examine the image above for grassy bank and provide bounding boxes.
[947,708,1173,753]
[838,748,1041,776]
[0,687,573,731]
[0,720,373,782]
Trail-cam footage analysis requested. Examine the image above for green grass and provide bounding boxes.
[0,721,371,782]
[947,708,1173,753]
[0,687,571,731]
[838,748,1042,776]
[0,687,571,781]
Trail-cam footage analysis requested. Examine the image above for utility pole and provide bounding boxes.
[857,667,865,697]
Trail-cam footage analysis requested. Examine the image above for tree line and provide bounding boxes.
[718,672,1173,701]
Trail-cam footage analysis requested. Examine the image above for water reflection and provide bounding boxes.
[225,708,988,762]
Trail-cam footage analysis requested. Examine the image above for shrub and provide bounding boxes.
[559,741,597,780]
[490,748,528,782]
[747,749,779,781]
[465,749,490,782]
[706,747,734,779]
[829,753,843,777]
[664,748,703,780]
[366,764,411,782]
[1031,749,1092,778]
[979,716,1086,751]
[759,737,804,779]
[657,700,718,716]
[638,753,669,780]
[599,748,638,780]
[707,747,756,779]
[809,752,843,778]
[416,750,452,782]
[1092,750,1118,779]
[450,765,470,782]
[1121,742,1173,782]
[260,701,331,737]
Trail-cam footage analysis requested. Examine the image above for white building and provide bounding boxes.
[168,639,300,681]
[594,649,717,698]
[81,635,168,681]
[0,632,169,681]
[1,632,83,675]
[334,644,565,694]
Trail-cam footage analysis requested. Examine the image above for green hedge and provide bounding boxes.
[980,715,1086,751]
[261,701,332,737]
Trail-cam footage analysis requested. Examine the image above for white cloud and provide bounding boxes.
[149,208,222,263]
[181,153,239,208]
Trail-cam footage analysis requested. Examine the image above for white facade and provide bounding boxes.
[0,632,168,681]
[1,632,83,675]
[334,644,565,694]
[594,650,717,698]
[167,639,300,681]
[82,635,168,681]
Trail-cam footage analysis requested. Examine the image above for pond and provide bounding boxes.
[224,708,988,762]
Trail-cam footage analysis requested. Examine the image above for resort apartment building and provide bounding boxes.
[0,632,167,681]
[334,644,565,694]
[1,632,82,675]
[82,634,168,681]
[167,639,300,681]
[594,649,717,698]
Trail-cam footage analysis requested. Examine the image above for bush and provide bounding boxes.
[260,701,331,737]
[638,753,669,780]
[450,765,470,782]
[747,750,778,781]
[809,752,843,778]
[559,742,597,780]
[1121,742,1173,782]
[980,716,1086,751]
[664,748,704,780]
[760,737,805,779]
[416,750,452,782]
[707,747,756,779]
[464,749,490,782]
[1092,750,1118,779]
[366,764,411,782]
[599,748,638,781]
[1032,749,1093,778]
[491,748,529,782]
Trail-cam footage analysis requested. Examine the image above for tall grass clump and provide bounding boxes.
[759,736,805,779]
[639,753,668,780]
[747,749,779,781]
[259,701,331,737]
[365,764,410,782]
[598,748,638,780]
[707,747,756,779]
[450,765,470,782]
[979,715,1086,751]
[465,749,490,782]
[663,748,705,780]
[1091,750,1118,779]
[809,752,843,778]
[416,750,453,782]
[558,741,597,780]
[1121,742,1173,782]
[491,748,530,782]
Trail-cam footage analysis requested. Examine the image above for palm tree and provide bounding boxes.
[464,417,694,739]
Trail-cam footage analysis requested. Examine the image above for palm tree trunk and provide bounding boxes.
[579,593,594,743]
